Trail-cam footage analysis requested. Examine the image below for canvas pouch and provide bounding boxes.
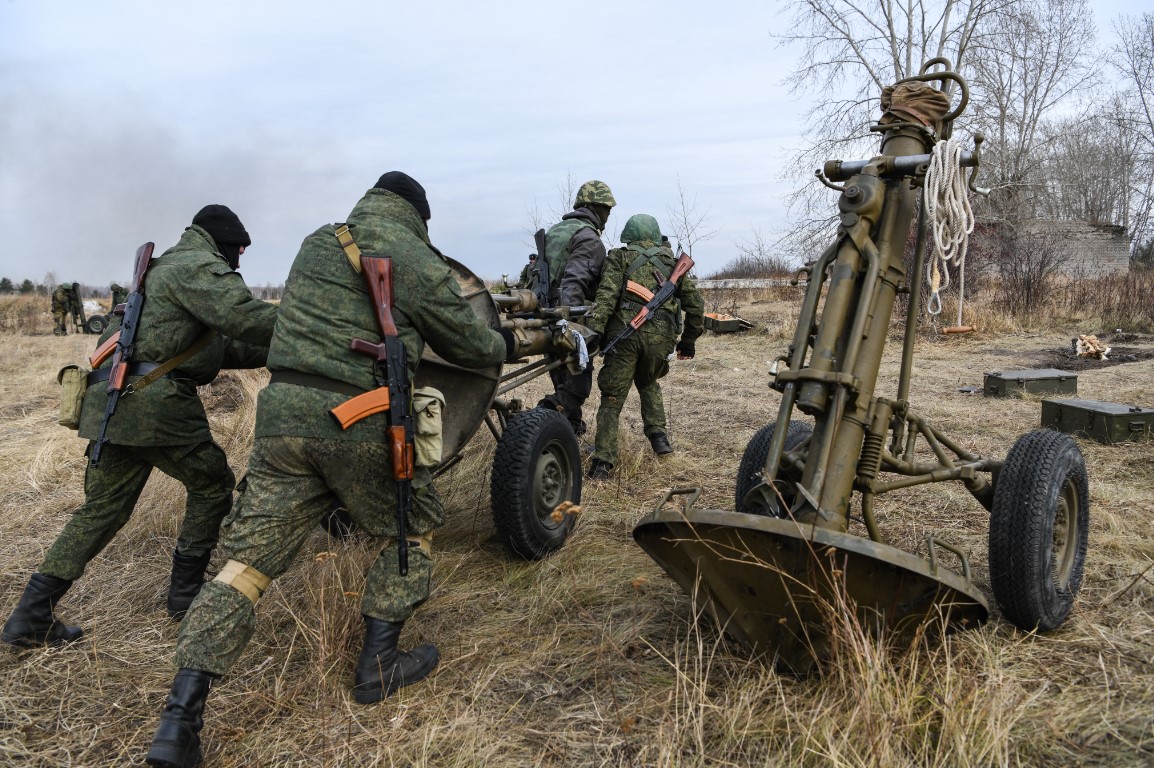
[412,386,446,467]
[57,364,90,430]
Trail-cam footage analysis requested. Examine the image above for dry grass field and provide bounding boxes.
[1,293,1152,767]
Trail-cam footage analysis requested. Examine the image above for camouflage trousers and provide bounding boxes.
[174,435,441,676]
[40,441,235,581]
[593,333,672,466]
[52,310,68,335]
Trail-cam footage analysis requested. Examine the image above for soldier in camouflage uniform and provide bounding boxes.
[2,205,277,650]
[110,282,128,309]
[145,172,518,768]
[537,180,615,435]
[51,283,75,335]
[584,214,704,479]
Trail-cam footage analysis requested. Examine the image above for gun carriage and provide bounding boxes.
[631,60,1091,671]
[324,259,594,561]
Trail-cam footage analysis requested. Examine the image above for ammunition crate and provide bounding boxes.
[704,313,745,333]
[1041,398,1154,444]
[983,368,1077,398]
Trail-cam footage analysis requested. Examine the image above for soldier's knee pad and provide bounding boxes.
[213,560,271,605]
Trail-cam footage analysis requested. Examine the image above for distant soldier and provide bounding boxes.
[110,282,128,309]
[536,179,615,435]
[584,214,704,479]
[517,253,537,289]
[51,283,75,335]
[1,205,278,649]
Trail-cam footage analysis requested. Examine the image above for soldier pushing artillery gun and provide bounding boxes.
[634,60,1090,672]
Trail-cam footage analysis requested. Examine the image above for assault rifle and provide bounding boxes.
[89,242,155,468]
[340,254,415,576]
[533,228,551,309]
[599,251,694,357]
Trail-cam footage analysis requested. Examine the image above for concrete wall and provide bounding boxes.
[1022,220,1131,277]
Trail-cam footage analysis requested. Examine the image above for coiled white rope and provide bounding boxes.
[923,137,975,326]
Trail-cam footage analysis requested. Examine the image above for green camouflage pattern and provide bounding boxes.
[620,213,661,245]
[256,189,507,442]
[587,224,705,466]
[39,441,235,580]
[574,179,616,208]
[593,333,671,466]
[78,225,277,446]
[110,284,128,307]
[173,187,507,676]
[543,215,599,292]
[587,243,705,345]
[51,286,73,335]
[174,436,439,675]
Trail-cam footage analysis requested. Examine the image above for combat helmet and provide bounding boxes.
[573,180,616,210]
[620,214,662,246]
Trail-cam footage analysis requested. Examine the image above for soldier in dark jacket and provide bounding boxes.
[584,214,704,479]
[145,173,518,768]
[2,205,277,648]
[536,179,615,435]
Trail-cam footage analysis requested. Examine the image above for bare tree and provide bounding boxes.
[966,0,1101,222]
[665,175,718,258]
[771,0,1011,256]
[1111,13,1154,249]
[1032,105,1139,227]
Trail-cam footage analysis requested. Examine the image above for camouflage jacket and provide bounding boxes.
[78,225,277,446]
[255,189,507,443]
[51,287,71,314]
[544,208,605,306]
[588,241,705,346]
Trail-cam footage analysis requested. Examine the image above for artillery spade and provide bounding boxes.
[634,60,1090,672]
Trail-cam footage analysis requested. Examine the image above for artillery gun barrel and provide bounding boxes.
[824,150,977,182]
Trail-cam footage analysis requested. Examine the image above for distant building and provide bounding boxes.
[1021,220,1131,277]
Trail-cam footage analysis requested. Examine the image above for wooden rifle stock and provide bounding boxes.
[90,242,154,467]
[347,252,415,575]
[601,252,695,356]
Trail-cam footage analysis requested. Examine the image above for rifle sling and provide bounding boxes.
[126,330,217,394]
[335,224,362,273]
[86,329,216,391]
[87,362,181,388]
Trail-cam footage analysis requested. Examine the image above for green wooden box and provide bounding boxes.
[983,368,1078,398]
[1041,398,1154,444]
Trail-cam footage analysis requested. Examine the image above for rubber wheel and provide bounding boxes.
[735,420,813,515]
[989,429,1089,632]
[491,408,580,560]
[85,315,108,334]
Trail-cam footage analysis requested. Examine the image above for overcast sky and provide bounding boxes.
[0,0,810,287]
[0,1,1138,288]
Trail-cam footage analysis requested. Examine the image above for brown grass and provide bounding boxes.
[1,291,1152,767]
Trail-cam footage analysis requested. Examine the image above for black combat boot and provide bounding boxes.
[1,573,84,648]
[648,432,674,456]
[353,616,440,705]
[167,550,212,620]
[145,668,214,768]
[587,459,613,480]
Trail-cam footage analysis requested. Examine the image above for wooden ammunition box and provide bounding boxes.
[704,313,751,333]
[1041,398,1154,444]
[983,368,1077,398]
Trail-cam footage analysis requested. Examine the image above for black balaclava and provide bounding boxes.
[374,171,431,222]
[192,204,251,270]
